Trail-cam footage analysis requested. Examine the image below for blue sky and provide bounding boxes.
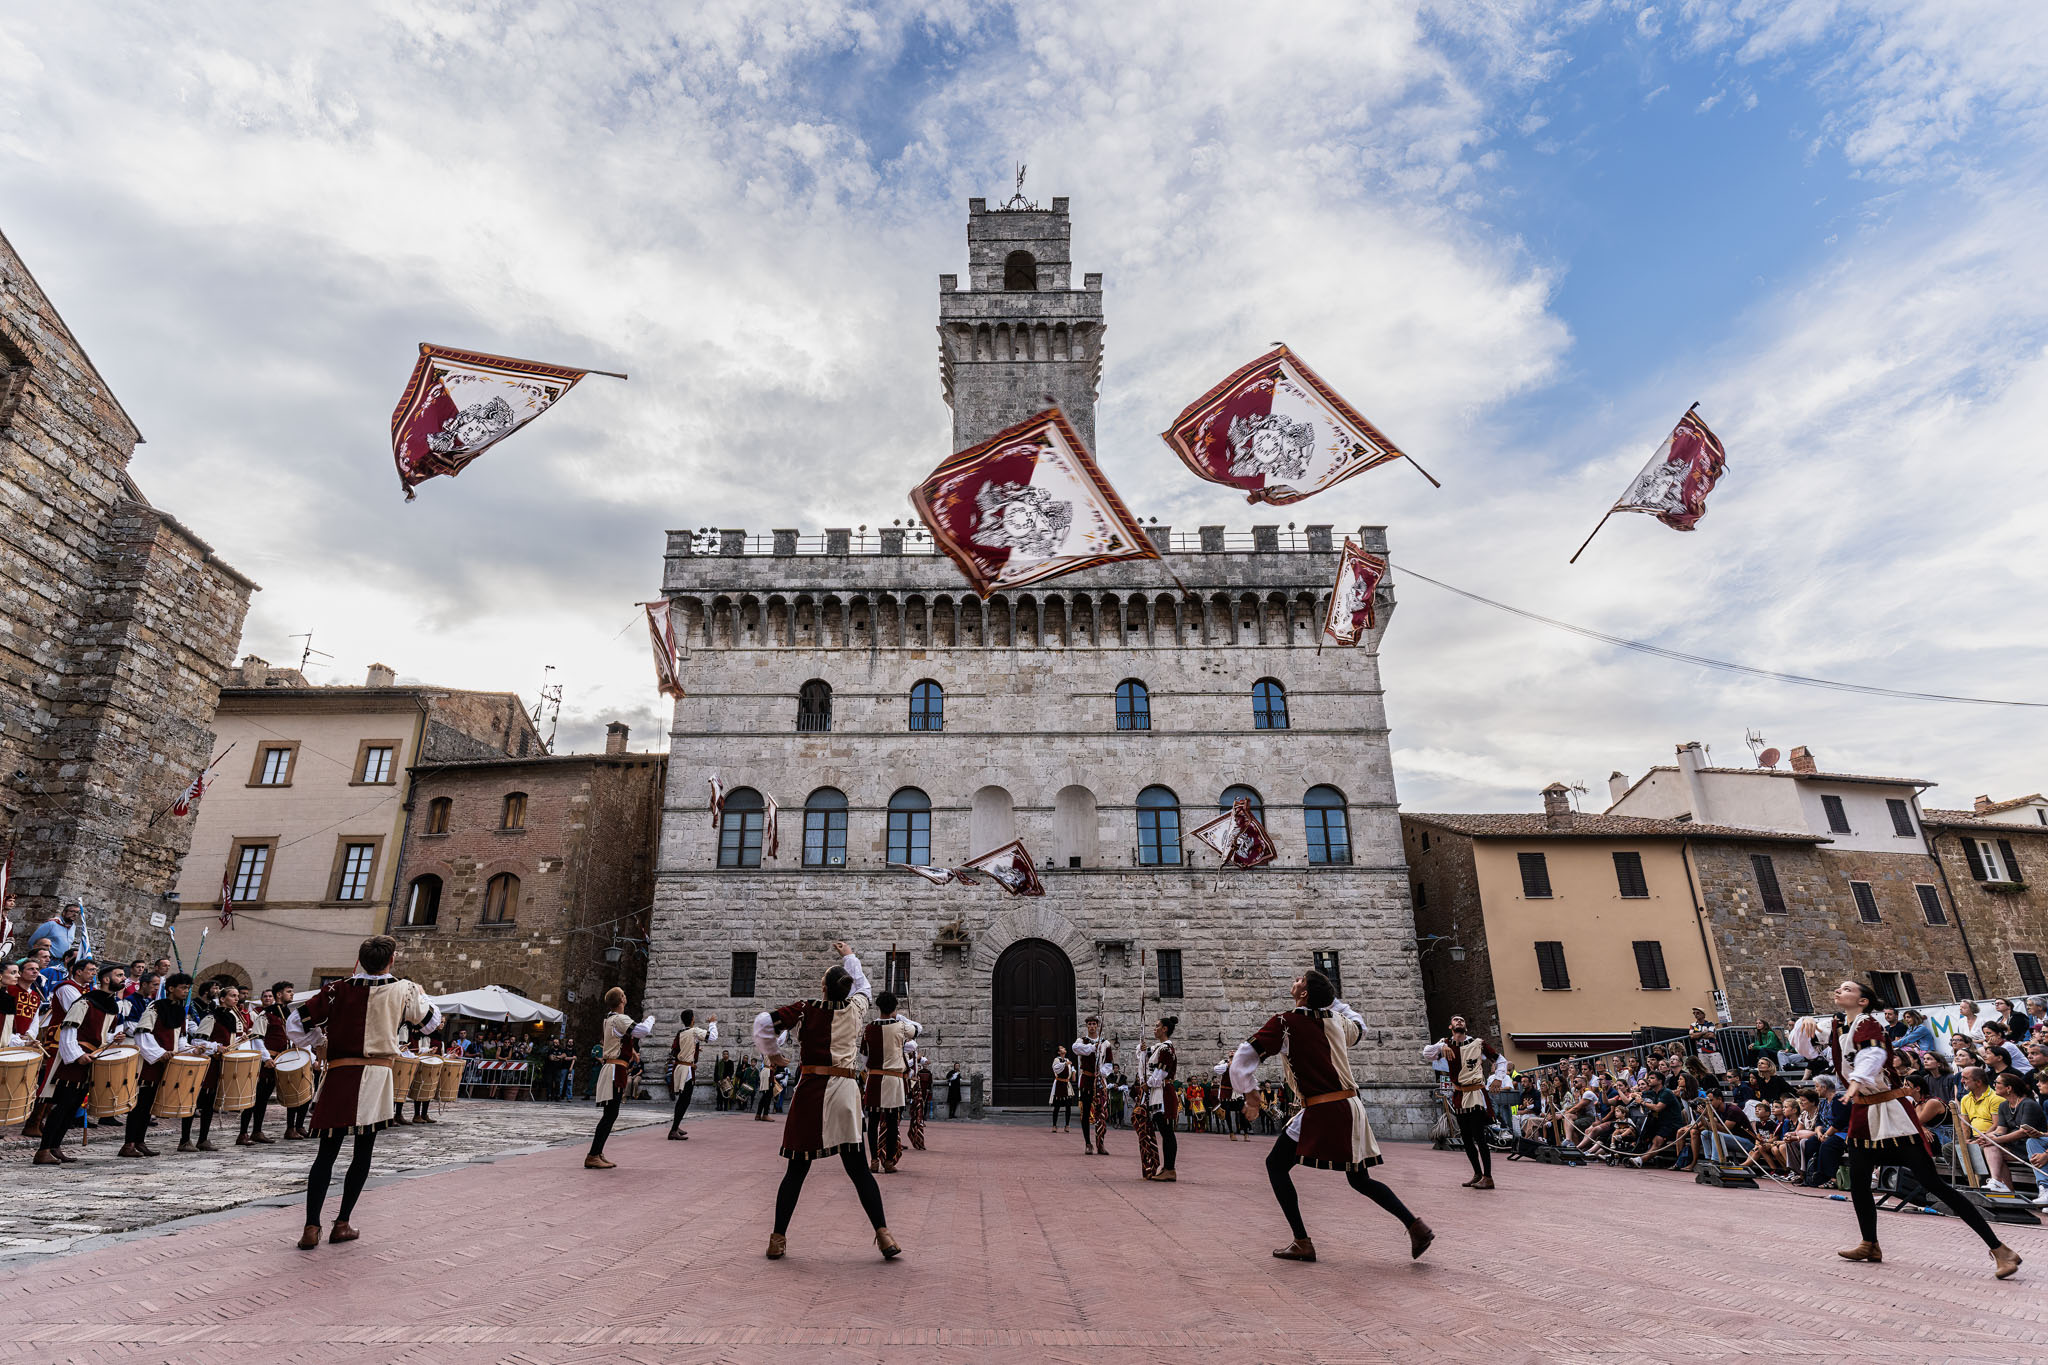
[2,1,2044,811]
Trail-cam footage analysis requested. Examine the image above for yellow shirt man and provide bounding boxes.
[1959,1085,2001,1137]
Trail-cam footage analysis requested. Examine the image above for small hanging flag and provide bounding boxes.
[892,864,981,888]
[1164,344,1433,505]
[1320,539,1389,649]
[1571,405,1728,562]
[707,773,726,831]
[961,840,1046,897]
[1189,799,1279,869]
[218,867,236,931]
[645,600,686,699]
[911,408,1157,598]
[763,793,780,861]
[390,344,595,501]
[169,770,207,818]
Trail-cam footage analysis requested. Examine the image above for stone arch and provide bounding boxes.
[1005,249,1037,290]
[969,903,1094,977]
[202,961,253,991]
[970,784,1016,853]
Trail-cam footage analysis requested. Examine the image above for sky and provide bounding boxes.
[3,0,2046,813]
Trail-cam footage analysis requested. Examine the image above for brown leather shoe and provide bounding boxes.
[329,1222,359,1244]
[1154,1170,1176,1182]
[195,1140,218,1152]
[236,1135,253,1146]
[55,1148,76,1162]
[585,1154,615,1170]
[875,1227,902,1260]
[284,1128,306,1140]
[1472,1175,1495,1189]
[118,1142,147,1158]
[1272,1238,1317,1262]
[765,1233,786,1260]
[1837,1241,1882,1263]
[251,1133,275,1144]
[178,1139,195,1153]
[1994,1245,2022,1280]
[392,1114,411,1126]
[1409,1220,1435,1260]
[297,1225,322,1250]
[139,1144,159,1157]
[882,1161,899,1174]
[33,1148,63,1166]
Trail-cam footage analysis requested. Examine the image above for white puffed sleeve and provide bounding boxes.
[631,1014,655,1039]
[1789,1014,1830,1060]
[285,1007,320,1048]
[57,1024,88,1066]
[900,1016,922,1040]
[1225,1041,1262,1095]
[842,954,871,1006]
[752,1010,781,1060]
[1847,1045,1890,1092]
[134,1025,167,1066]
[1331,1000,1366,1044]
[704,1020,719,1043]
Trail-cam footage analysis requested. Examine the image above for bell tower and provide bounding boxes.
[938,190,1104,454]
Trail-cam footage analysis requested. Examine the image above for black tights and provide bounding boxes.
[1158,1119,1177,1171]
[305,1129,377,1226]
[590,1097,622,1156]
[125,1088,157,1147]
[1457,1106,1492,1178]
[241,1072,276,1137]
[1266,1135,1415,1241]
[1850,1142,2000,1248]
[39,1083,86,1152]
[671,1080,695,1129]
[1051,1096,1072,1128]
[774,1147,887,1234]
[182,1101,215,1146]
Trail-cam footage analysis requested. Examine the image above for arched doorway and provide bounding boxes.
[991,938,1076,1106]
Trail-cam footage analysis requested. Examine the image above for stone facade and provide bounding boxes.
[389,734,665,1046]
[1922,810,2048,999]
[1,226,255,958]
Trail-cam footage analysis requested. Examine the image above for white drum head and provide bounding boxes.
[274,1049,311,1073]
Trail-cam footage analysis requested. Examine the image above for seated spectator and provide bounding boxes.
[1627,1073,1685,1166]
[1975,1070,2045,1197]
[1958,1066,2001,1151]
[1906,1074,1951,1153]
[1981,1022,2032,1073]
[1894,1009,1938,1053]
[1751,1098,1799,1174]
[1750,1018,1789,1068]
[1919,1050,1962,1105]
[1801,1077,1850,1187]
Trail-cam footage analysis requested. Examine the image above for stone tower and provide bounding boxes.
[938,195,1104,454]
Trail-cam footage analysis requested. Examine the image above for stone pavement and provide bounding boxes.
[1,1112,2043,1363]
[0,1099,666,1254]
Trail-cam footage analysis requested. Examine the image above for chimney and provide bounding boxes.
[1608,771,1630,805]
[364,662,397,689]
[1541,782,1572,826]
[1787,745,1818,775]
[237,655,270,687]
[1676,741,1713,824]
[605,722,629,755]
[1974,794,1995,813]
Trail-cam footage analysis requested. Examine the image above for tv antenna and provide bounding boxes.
[1567,781,1590,812]
[288,632,333,675]
[532,666,563,753]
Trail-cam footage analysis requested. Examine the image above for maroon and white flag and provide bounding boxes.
[1164,344,1416,505]
[1189,799,1279,869]
[169,770,207,818]
[762,793,780,860]
[961,840,1045,897]
[218,867,236,931]
[893,864,979,888]
[390,344,590,500]
[707,773,726,831]
[1609,406,1728,532]
[1320,539,1389,649]
[645,600,686,700]
[911,408,1157,598]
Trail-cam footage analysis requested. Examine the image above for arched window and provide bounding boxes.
[404,874,441,927]
[1219,785,1264,820]
[909,680,944,732]
[887,787,932,865]
[1116,679,1151,731]
[719,788,765,867]
[501,792,527,830]
[803,787,848,869]
[1055,784,1098,867]
[797,680,832,733]
[1004,249,1037,290]
[425,797,451,835]
[1137,786,1182,866]
[1305,786,1352,865]
[1253,679,1289,730]
[481,872,519,923]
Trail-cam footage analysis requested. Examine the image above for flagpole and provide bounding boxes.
[1401,454,1444,489]
[1568,509,1616,565]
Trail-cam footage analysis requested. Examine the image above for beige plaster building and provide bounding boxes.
[174,658,541,990]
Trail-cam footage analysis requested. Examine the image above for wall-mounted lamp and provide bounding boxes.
[1416,934,1466,962]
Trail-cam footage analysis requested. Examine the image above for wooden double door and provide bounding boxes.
[991,939,1076,1106]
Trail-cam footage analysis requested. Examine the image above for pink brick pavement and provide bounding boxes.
[0,1113,2041,1363]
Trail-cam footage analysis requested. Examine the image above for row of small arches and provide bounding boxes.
[943,319,1095,365]
[796,677,1288,733]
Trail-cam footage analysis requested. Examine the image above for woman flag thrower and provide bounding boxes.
[1223,968,1432,1264]
[753,941,899,1262]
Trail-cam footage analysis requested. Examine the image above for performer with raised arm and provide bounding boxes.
[862,991,921,1174]
[1421,1015,1506,1189]
[123,972,194,1158]
[1794,979,2022,1279]
[289,935,439,1249]
[1048,1045,1074,1132]
[666,1008,718,1141]
[754,939,897,1261]
[32,962,125,1165]
[1072,1017,1113,1155]
[588,986,654,1169]
[1227,969,1433,1264]
[1138,1016,1180,1181]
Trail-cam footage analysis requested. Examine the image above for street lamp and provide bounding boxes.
[1416,934,1466,963]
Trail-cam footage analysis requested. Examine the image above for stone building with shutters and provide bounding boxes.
[642,194,1438,1133]
[0,226,256,957]
[1921,796,2048,1002]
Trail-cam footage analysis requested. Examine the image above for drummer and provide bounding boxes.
[124,973,193,1158]
[181,978,250,1153]
[34,962,125,1165]
[400,1012,440,1126]
[24,955,95,1141]
[239,982,294,1146]
[0,960,21,1045]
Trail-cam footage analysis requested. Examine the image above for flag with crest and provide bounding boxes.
[169,770,207,818]
[1320,539,1389,649]
[218,867,235,930]
[390,344,592,500]
[1609,405,1728,532]
[645,600,686,699]
[707,773,725,831]
[961,840,1046,897]
[1189,799,1279,869]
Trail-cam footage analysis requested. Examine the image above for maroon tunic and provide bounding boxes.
[296,975,433,1135]
[52,990,123,1086]
[133,998,188,1085]
[1246,1006,1381,1171]
[768,995,867,1159]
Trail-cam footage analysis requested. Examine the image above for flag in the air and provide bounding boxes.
[1189,799,1279,869]
[1164,344,1416,505]
[645,600,685,699]
[169,770,207,818]
[763,793,780,860]
[390,344,591,500]
[1320,539,1389,649]
[911,408,1157,598]
[1609,405,1728,532]
[894,864,979,888]
[707,774,726,831]
[218,868,235,930]
[961,840,1046,897]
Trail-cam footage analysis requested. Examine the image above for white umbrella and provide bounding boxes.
[426,985,565,1025]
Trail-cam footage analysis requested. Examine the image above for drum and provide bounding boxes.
[0,1046,43,1125]
[272,1049,316,1110]
[215,1049,261,1113]
[153,1052,210,1118]
[411,1054,442,1100]
[437,1054,464,1102]
[391,1052,419,1104]
[89,1044,142,1119]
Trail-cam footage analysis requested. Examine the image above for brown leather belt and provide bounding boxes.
[326,1055,395,1071]
[802,1065,858,1079]
[1453,1080,1486,1094]
[1852,1087,1910,1106]
[875,1067,907,1078]
[1301,1089,1357,1107]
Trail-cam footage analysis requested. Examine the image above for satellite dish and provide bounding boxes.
[1758,748,1781,769]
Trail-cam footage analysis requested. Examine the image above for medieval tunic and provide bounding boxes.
[753,952,871,1160]
[1144,1040,1180,1125]
[670,1021,717,1085]
[1230,1001,1381,1171]
[1791,1012,1924,1149]
[131,998,189,1086]
[51,989,123,1086]
[1048,1056,1073,1104]
[289,974,438,1135]
[595,1012,654,1103]
[861,1015,922,1115]
[1425,1036,1505,1113]
[34,977,88,1099]
[8,976,40,1045]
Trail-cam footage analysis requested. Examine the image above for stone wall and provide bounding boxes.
[1926,821,2048,999]
[1401,825,1499,1044]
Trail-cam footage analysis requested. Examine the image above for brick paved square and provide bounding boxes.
[0,1110,2040,1363]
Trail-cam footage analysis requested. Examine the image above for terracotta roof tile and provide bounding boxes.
[1401,812,1827,843]
[1921,808,2048,833]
